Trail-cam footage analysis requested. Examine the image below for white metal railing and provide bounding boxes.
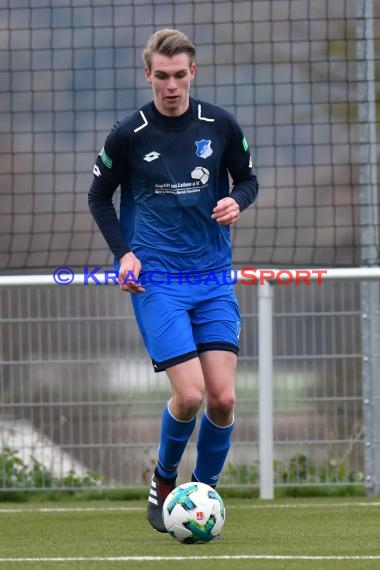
[1,267,380,498]
[1,267,380,287]
[241,268,380,499]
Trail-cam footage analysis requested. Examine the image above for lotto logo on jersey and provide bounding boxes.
[144,151,160,162]
[195,139,213,159]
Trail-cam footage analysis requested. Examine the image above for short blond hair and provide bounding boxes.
[142,29,196,71]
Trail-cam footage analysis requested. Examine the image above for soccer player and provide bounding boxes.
[88,29,259,533]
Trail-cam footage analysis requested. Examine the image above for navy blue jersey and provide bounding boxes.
[89,97,258,273]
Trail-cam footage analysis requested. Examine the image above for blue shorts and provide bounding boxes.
[131,275,240,372]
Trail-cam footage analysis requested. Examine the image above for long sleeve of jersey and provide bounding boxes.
[230,174,258,212]
[222,115,259,212]
[88,151,130,262]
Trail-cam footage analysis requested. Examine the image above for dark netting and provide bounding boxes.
[0,0,379,271]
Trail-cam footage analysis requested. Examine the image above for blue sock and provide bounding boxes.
[193,413,234,487]
[156,403,196,480]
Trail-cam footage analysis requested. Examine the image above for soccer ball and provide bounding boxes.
[162,482,225,543]
[191,166,210,185]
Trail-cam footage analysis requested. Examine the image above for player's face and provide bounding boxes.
[145,53,196,117]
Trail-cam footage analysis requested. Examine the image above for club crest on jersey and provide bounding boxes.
[195,139,213,159]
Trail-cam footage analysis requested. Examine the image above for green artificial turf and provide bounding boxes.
[0,497,378,569]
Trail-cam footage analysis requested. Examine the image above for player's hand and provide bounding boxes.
[211,197,240,225]
[118,251,145,294]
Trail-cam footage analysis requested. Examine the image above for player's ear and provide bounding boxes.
[190,62,196,80]
[145,67,152,83]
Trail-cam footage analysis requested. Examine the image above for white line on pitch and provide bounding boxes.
[0,506,144,513]
[233,501,380,510]
[0,555,379,562]
[0,502,379,514]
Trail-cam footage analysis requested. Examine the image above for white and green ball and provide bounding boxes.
[162,481,225,544]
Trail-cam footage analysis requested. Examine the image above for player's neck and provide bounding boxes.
[153,100,190,118]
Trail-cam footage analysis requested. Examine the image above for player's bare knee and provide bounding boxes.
[173,390,204,418]
[209,393,236,418]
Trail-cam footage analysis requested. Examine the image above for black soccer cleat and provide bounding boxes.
[147,469,176,533]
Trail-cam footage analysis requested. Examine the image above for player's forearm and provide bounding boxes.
[88,182,130,261]
[230,174,259,212]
